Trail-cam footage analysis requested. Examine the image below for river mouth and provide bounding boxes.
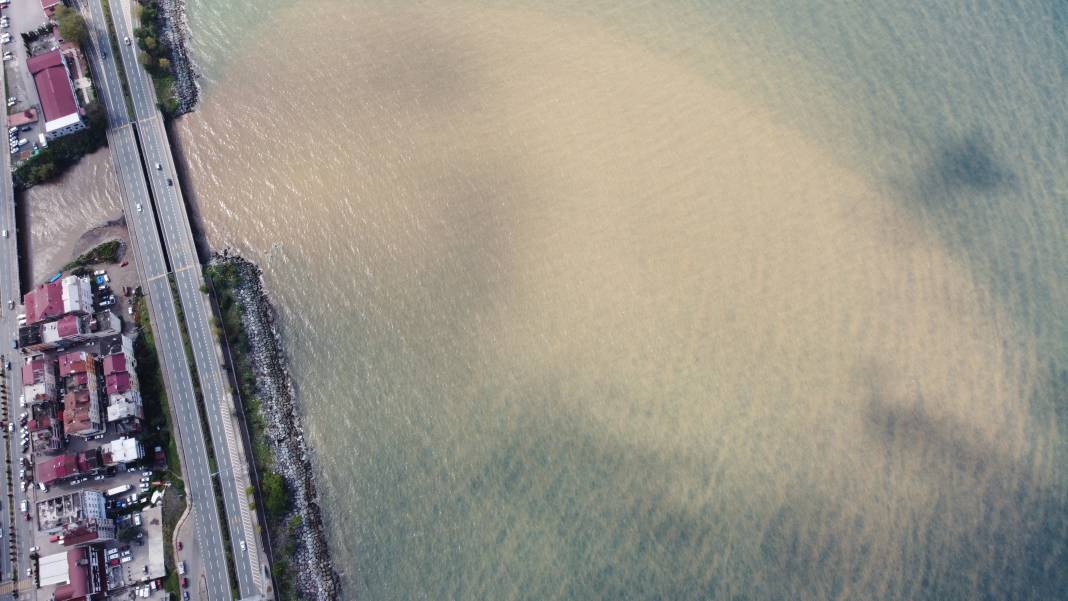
[151,1,1068,599]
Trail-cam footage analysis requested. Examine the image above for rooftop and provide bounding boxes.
[24,281,64,325]
[27,50,80,130]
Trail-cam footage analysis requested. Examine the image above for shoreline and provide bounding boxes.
[154,0,200,115]
[209,251,341,601]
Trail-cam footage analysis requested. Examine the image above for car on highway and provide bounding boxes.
[136,203,143,213]
[6,299,13,308]
[167,178,174,186]
[177,541,183,551]
[1,229,7,238]
[240,540,247,552]
[155,162,162,170]
[124,36,131,45]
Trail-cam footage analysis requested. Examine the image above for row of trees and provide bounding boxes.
[134,1,172,75]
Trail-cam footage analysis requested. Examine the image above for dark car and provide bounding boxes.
[166,178,173,186]
[181,577,188,588]
[177,541,183,551]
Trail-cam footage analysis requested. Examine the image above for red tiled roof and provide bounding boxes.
[53,547,89,601]
[56,314,80,338]
[35,453,78,484]
[106,373,130,394]
[26,50,78,125]
[102,353,126,375]
[21,358,51,384]
[63,390,94,433]
[41,0,61,10]
[28,416,52,432]
[58,351,92,377]
[24,282,63,324]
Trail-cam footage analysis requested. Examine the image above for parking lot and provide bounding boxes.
[1,0,50,160]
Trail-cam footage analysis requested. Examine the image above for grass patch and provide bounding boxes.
[63,240,122,270]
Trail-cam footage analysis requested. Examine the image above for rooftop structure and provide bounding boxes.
[39,545,107,601]
[24,281,64,325]
[58,351,94,378]
[101,437,143,465]
[22,357,58,403]
[35,454,81,485]
[26,51,86,140]
[36,490,108,532]
[106,389,143,432]
[61,276,94,315]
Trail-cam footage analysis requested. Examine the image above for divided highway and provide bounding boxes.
[78,0,236,599]
[99,0,268,597]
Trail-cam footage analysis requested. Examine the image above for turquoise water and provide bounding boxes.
[177,1,1068,599]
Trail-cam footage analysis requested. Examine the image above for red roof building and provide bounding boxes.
[35,454,80,485]
[24,281,64,325]
[101,353,125,376]
[26,50,85,140]
[58,351,93,377]
[104,373,130,395]
[56,314,81,338]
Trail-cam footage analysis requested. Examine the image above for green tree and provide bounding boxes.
[54,5,89,47]
[261,471,290,523]
[118,526,140,543]
[144,36,157,51]
[157,57,170,71]
[138,51,152,66]
[84,100,106,131]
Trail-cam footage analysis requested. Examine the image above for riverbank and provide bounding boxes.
[206,251,340,601]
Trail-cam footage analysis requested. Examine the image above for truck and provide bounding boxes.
[177,561,186,576]
[105,484,133,497]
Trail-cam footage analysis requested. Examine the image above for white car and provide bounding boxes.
[136,203,143,213]
[240,540,247,552]
[19,394,25,407]
[124,36,130,45]
[1,229,7,238]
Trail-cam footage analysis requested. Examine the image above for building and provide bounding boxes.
[36,490,111,534]
[29,415,65,455]
[106,389,143,433]
[38,546,107,601]
[59,351,104,438]
[35,451,102,486]
[35,454,81,486]
[26,51,86,140]
[61,276,94,315]
[101,437,143,465]
[24,281,64,325]
[19,311,121,352]
[21,357,57,404]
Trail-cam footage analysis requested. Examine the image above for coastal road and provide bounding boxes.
[0,29,34,601]
[106,1,268,597]
[78,2,235,600]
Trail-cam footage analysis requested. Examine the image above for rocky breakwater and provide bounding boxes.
[153,0,199,114]
[209,251,340,601]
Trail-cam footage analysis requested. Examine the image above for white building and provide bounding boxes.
[60,275,93,315]
[102,437,144,465]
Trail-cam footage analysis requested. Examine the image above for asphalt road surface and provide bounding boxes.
[78,1,236,599]
[104,0,267,596]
